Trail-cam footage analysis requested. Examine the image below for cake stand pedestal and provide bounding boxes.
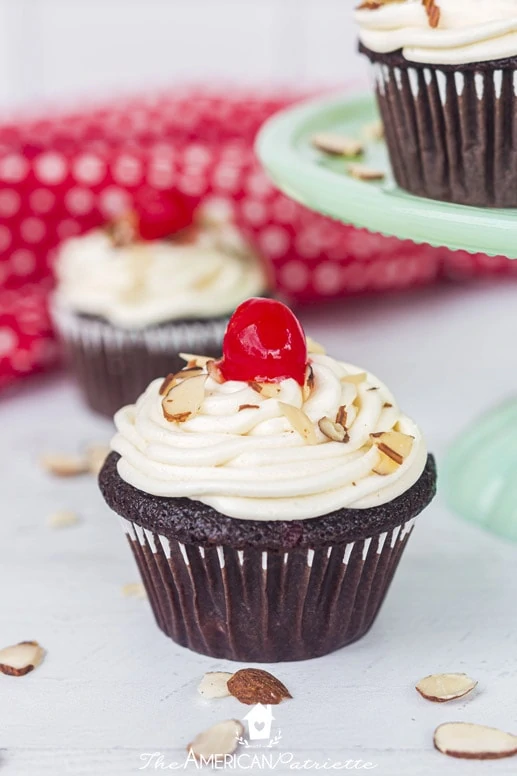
[257,92,517,542]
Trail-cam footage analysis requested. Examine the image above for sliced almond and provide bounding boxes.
[348,163,385,182]
[341,372,367,385]
[238,404,259,411]
[302,364,315,402]
[370,431,414,464]
[47,510,80,529]
[416,673,477,703]
[363,119,384,141]
[0,641,45,677]
[122,582,147,599]
[249,381,281,399]
[179,353,212,368]
[373,449,400,476]
[228,668,292,705]
[306,336,326,355]
[40,453,88,477]
[312,132,363,157]
[198,671,234,700]
[336,405,348,428]
[86,444,110,476]
[187,720,243,760]
[278,402,318,444]
[207,360,225,384]
[159,373,178,395]
[434,723,517,760]
[318,417,347,443]
[161,374,207,423]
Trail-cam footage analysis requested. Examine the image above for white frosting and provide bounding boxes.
[53,226,268,329]
[356,0,517,65]
[111,353,427,521]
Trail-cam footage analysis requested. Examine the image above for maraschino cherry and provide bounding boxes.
[133,187,197,242]
[217,298,308,386]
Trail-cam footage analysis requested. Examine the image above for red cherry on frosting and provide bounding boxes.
[218,298,308,386]
[133,187,197,242]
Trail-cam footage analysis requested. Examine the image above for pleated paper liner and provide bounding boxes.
[120,516,417,662]
[361,45,517,207]
[51,300,227,417]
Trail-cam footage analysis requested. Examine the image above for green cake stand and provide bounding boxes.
[257,91,517,542]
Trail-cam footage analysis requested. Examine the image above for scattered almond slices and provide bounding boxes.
[416,673,477,703]
[238,404,259,412]
[188,719,244,760]
[249,381,282,399]
[122,582,147,599]
[371,430,414,475]
[207,360,225,384]
[278,402,318,445]
[40,452,89,477]
[159,367,205,396]
[318,417,347,443]
[423,0,440,29]
[348,163,385,182]
[179,352,213,368]
[434,723,517,760]
[47,510,81,530]
[363,119,384,141]
[302,364,315,402]
[227,668,292,706]
[341,372,367,386]
[0,641,45,677]
[86,444,110,476]
[312,132,364,158]
[198,671,234,700]
[161,374,207,423]
[306,336,326,355]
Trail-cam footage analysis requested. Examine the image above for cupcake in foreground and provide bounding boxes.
[356,0,517,207]
[51,189,269,416]
[99,298,436,662]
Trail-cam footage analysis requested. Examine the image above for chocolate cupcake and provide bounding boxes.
[356,0,517,207]
[51,194,270,416]
[99,298,436,662]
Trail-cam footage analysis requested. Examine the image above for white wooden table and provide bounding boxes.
[3,280,517,775]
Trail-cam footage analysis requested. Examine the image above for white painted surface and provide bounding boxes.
[2,280,517,774]
[0,0,368,110]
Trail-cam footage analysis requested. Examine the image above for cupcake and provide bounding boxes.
[355,0,517,207]
[51,189,270,416]
[99,298,436,662]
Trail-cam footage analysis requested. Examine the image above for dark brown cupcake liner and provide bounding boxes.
[51,300,227,417]
[362,45,517,207]
[119,514,418,662]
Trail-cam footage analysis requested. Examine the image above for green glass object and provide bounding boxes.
[257,92,517,259]
[443,400,517,542]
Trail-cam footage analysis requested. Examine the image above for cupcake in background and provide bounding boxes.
[99,298,436,662]
[51,188,270,416]
[356,1,517,207]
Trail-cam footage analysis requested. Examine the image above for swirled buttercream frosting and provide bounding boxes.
[355,0,517,65]
[53,225,268,329]
[112,350,427,521]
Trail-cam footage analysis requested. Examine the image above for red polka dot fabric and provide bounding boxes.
[0,88,514,390]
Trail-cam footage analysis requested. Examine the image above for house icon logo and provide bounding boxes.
[243,703,275,741]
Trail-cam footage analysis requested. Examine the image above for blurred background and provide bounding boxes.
[0,0,367,110]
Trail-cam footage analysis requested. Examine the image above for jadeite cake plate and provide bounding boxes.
[257,91,517,542]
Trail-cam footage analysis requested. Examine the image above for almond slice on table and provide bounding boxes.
[312,132,364,157]
[188,719,243,760]
[86,444,111,476]
[122,582,147,599]
[249,381,281,399]
[348,163,385,182]
[318,417,347,443]
[47,510,80,529]
[161,374,207,423]
[198,671,234,700]
[434,723,517,760]
[40,453,88,477]
[416,673,477,702]
[0,641,45,677]
[179,353,213,368]
[306,336,326,355]
[278,402,318,445]
[363,119,384,141]
[227,668,292,705]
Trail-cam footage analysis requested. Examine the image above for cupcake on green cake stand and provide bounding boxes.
[257,0,517,542]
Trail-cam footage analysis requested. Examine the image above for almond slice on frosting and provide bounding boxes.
[249,381,281,399]
[416,673,477,702]
[179,353,212,368]
[318,417,347,443]
[306,336,326,355]
[341,372,367,386]
[187,720,243,760]
[278,402,318,444]
[371,431,414,464]
[162,374,207,423]
[434,722,517,760]
[302,364,315,402]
